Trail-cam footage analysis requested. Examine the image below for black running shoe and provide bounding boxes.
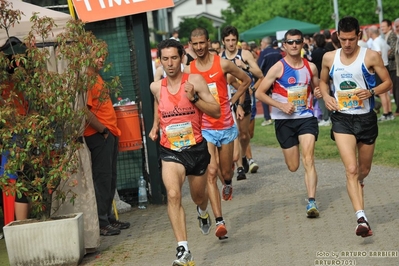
[100,225,121,236]
[237,166,246,181]
[110,220,130,230]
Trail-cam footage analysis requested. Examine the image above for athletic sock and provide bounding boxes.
[197,206,207,217]
[215,217,224,223]
[355,210,367,221]
[308,197,315,202]
[178,241,189,251]
[224,179,232,185]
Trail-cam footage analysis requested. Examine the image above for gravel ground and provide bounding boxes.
[79,145,399,266]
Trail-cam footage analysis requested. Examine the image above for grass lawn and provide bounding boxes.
[252,115,399,168]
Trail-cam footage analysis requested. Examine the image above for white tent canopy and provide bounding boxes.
[0,1,71,49]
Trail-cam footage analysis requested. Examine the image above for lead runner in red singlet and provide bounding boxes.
[149,39,220,266]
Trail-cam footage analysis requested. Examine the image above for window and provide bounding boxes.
[206,0,212,3]
[196,0,202,4]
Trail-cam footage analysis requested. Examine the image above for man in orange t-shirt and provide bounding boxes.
[1,76,30,220]
[83,51,129,236]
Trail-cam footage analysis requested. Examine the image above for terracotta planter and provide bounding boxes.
[3,212,84,266]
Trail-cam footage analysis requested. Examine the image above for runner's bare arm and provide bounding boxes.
[242,49,264,79]
[319,51,338,111]
[154,66,164,82]
[187,74,221,119]
[183,65,191,74]
[309,62,321,98]
[149,81,160,141]
[222,59,251,104]
[366,50,392,95]
[255,61,294,115]
[227,74,245,120]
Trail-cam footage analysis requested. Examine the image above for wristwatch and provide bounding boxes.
[370,89,375,97]
[101,127,109,135]
[189,93,199,104]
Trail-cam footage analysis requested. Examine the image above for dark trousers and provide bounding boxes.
[318,94,331,121]
[85,133,119,228]
[262,102,271,120]
[389,70,399,113]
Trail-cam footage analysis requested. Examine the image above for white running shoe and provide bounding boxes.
[318,119,331,126]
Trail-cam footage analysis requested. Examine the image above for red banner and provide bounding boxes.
[72,0,174,22]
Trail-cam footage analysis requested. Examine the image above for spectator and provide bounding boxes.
[310,33,330,126]
[331,31,342,49]
[257,37,283,126]
[170,30,180,42]
[324,29,335,51]
[84,45,130,236]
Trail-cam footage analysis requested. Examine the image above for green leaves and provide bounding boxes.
[223,0,399,34]
[0,0,120,219]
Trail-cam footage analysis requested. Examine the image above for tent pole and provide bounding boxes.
[67,0,76,20]
[333,0,339,30]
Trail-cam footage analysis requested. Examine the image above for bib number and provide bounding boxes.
[337,89,364,110]
[165,122,196,151]
[288,86,308,113]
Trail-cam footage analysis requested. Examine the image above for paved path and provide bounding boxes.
[80,146,399,266]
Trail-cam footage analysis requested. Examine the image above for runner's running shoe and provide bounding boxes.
[237,167,246,181]
[355,217,373,237]
[172,246,194,266]
[222,184,233,201]
[215,220,228,239]
[248,159,259,173]
[197,208,211,235]
[306,200,320,218]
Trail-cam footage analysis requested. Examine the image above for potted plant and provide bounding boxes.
[0,0,121,264]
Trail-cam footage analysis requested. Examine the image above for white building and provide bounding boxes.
[172,0,228,29]
[148,0,228,42]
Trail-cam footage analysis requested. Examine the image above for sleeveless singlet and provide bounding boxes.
[186,54,195,66]
[221,49,255,90]
[330,47,375,114]
[271,58,314,120]
[190,55,234,130]
[158,73,203,151]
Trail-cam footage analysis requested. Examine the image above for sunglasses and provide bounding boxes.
[285,39,303,45]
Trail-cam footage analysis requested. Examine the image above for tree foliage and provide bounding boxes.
[222,0,399,35]
[0,0,121,219]
[178,17,218,44]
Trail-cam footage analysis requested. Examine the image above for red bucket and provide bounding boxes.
[114,104,142,152]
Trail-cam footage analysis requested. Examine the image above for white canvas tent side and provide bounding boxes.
[0,1,71,50]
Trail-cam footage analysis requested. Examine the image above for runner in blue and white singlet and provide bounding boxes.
[271,58,315,120]
[256,29,321,219]
[318,16,392,239]
[330,47,376,115]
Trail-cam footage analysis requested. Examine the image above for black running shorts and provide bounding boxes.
[274,117,319,149]
[330,111,378,144]
[160,140,210,176]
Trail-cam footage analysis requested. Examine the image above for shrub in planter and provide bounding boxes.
[0,0,121,220]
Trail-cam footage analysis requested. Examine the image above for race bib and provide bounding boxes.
[208,82,220,103]
[337,89,364,110]
[288,86,308,113]
[165,122,196,151]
